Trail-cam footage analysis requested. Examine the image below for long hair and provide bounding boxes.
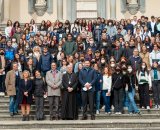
[138,62,149,75]
[103,65,112,77]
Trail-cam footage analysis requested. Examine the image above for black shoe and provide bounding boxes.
[10,113,14,117]
[135,111,142,115]
[55,117,59,120]
[91,115,95,120]
[22,115,26,121]
[14,111,19,115]
[26,115,29,121]
[81,116,88,120]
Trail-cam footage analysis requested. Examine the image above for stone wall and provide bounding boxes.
[1,0,160,23]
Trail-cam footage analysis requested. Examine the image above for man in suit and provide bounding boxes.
[79,60,97,120]
[46,62,62,120]
[5,62,22,116]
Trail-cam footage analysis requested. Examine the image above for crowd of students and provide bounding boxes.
[0,15,160,121]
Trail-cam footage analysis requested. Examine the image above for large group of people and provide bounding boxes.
[0,15,160,121]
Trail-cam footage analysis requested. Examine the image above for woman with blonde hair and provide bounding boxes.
[18,70,32,121]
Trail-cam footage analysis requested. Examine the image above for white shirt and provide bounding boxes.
[5,26,12,37]
[102,75,112,91]
[151,21,155,33]
[131,20,137,26]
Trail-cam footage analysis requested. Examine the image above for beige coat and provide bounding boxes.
[46,70,62,96]
[5,70,22,96]
[139,52,151,69]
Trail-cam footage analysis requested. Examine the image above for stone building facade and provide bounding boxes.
[0,0,159,23]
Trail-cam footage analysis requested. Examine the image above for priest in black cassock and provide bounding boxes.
[61,64,78,120]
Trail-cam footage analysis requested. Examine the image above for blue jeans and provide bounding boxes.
[9,88,19,113]
[124,91,129,108]
[101,90,110,112]
[128,88,139,113]
[95,91,101,111]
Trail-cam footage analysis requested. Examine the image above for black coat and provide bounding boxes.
[112,72,125,90]
[62,73,78,91]
[33,78,46,97]
[18,79,33,104]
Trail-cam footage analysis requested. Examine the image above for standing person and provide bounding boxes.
[139,45,151,70]
[18,70,32,121]
[149,43,160,66]
[101,66,112,114]
[61,65,78,120]
[137,62,152,110]
[93,63,102,115]
[0,49,6,96]
[128,48,142,74]
[63,33,77,56]
[150,61,160,109]
[79,60,97,120]
[46,62,62,120]
[33,70,47,120]
[112,64,125,114]
[40,47,53,77]
[5,62,22,116]
[126,65,140,114]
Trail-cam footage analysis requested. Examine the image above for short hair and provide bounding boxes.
[51,62,57,66]
[12,62,18,67]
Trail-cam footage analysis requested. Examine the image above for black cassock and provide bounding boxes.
[61,72,78,120]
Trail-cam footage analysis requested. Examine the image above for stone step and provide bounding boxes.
[1,119,160,129]
[0,109,159,115]
[4,127,160,130]
[1,114,160,120]
[2,128,160,130]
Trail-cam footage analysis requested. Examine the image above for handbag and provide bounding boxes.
[112,75,121,91]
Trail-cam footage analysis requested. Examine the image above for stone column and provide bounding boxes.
[3,0,10,22]
[71,0,76,22]
[57,0,63,20]
[110,0,116,19]
[97,0,106,18]
[0,0,3,22]
[67,0,71,21]
[47,0,53,14]
[67,0,76,22]
[139,0,146,13]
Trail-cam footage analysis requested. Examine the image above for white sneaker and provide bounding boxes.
[155,105,158,109]
[96,110,99,114]
[108,112,111,114]
[147,106,150,110]
[115,112,119,115]
[141,106,145,109]
[0,92,4,96]
[101,105,105,110]
[118,112,122,115]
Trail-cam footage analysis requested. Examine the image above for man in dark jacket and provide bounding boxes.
[79,60,97,120]
[128,48,142,73]
[63,33,77,56]
[111,40,125,63]
[40,47,53,76]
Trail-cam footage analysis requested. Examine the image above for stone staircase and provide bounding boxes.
[0,23,6,35]
[0,96,160,129]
